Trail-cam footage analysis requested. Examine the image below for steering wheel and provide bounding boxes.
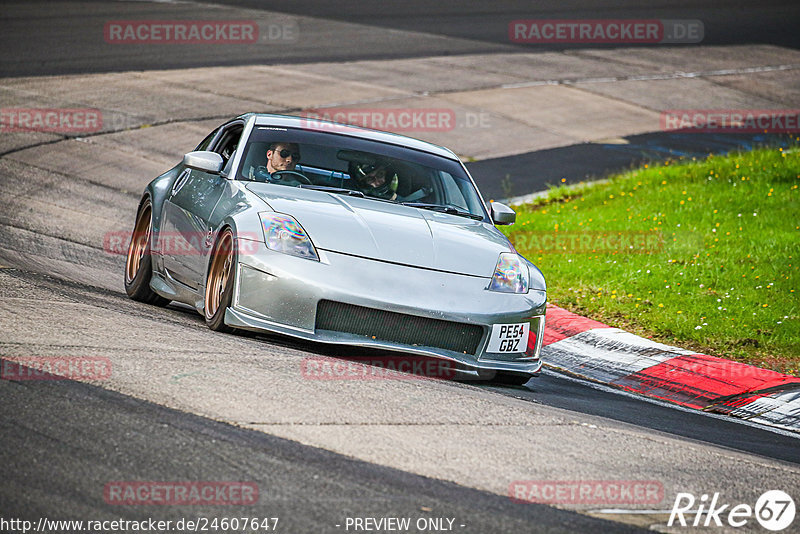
[271,170,312,185]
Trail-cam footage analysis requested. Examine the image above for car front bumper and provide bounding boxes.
[227,240,546,378]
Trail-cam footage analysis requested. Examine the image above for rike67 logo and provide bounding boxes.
[669,490,795,531]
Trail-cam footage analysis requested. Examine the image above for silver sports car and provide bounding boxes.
[124,113,546,384]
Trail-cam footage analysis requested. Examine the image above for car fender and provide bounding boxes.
[196,205,267,311]
[204,181,273,273]
[143,164,182,235]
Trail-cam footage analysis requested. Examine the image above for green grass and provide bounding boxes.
[503,145,800,374]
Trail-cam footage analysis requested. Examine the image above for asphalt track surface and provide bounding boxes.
[3,0,799,76]
[490,371,800,465]
[211,0,800,50]
[2,1,800,533]
[1,361,640,533]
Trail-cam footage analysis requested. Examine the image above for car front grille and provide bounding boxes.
[315,300,484,356]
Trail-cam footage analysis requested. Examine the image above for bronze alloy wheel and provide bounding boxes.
[123,199,170,306]
[204,228,236,332]
[125,204,152,285]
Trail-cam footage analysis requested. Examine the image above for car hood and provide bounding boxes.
[247,184,512,278]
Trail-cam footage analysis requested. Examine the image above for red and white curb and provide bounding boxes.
[539,305,800,433]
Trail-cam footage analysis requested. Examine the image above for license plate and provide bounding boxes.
[486,323,530,353]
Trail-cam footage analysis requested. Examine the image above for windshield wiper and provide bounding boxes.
[401,202,484,220]
[299,185,364,197]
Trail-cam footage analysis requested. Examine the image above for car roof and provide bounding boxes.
[243,113,459,160]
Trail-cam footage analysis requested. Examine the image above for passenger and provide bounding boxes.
[350,160,398,200]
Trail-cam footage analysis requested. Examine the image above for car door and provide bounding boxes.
[160,122,243,288]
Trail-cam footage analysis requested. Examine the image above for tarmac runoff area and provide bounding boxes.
[2,45,799,160]
[2,44,798,200]
[1,44,800,530]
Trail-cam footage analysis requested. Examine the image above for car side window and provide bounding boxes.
[194,128,219,152]
[212,124,244,167]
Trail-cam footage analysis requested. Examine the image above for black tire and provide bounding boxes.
[490,372,532,387]
[124,198,171,306]
[204,228,237,333]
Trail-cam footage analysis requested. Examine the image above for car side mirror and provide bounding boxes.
[183,151,224,174]
[490,202,516,225]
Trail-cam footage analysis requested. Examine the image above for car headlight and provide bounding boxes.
[487,252,529,293]
[259,212,319,261]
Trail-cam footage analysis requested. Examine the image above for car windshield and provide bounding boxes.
[237,126,488,220]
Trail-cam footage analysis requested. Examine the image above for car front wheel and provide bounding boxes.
[204,228,237,333]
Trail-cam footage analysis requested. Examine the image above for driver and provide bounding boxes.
[350,159,398,200]
[266,142,301,174]
[253,142,304,182]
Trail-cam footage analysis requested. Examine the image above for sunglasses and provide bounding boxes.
[275,148,301,160]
